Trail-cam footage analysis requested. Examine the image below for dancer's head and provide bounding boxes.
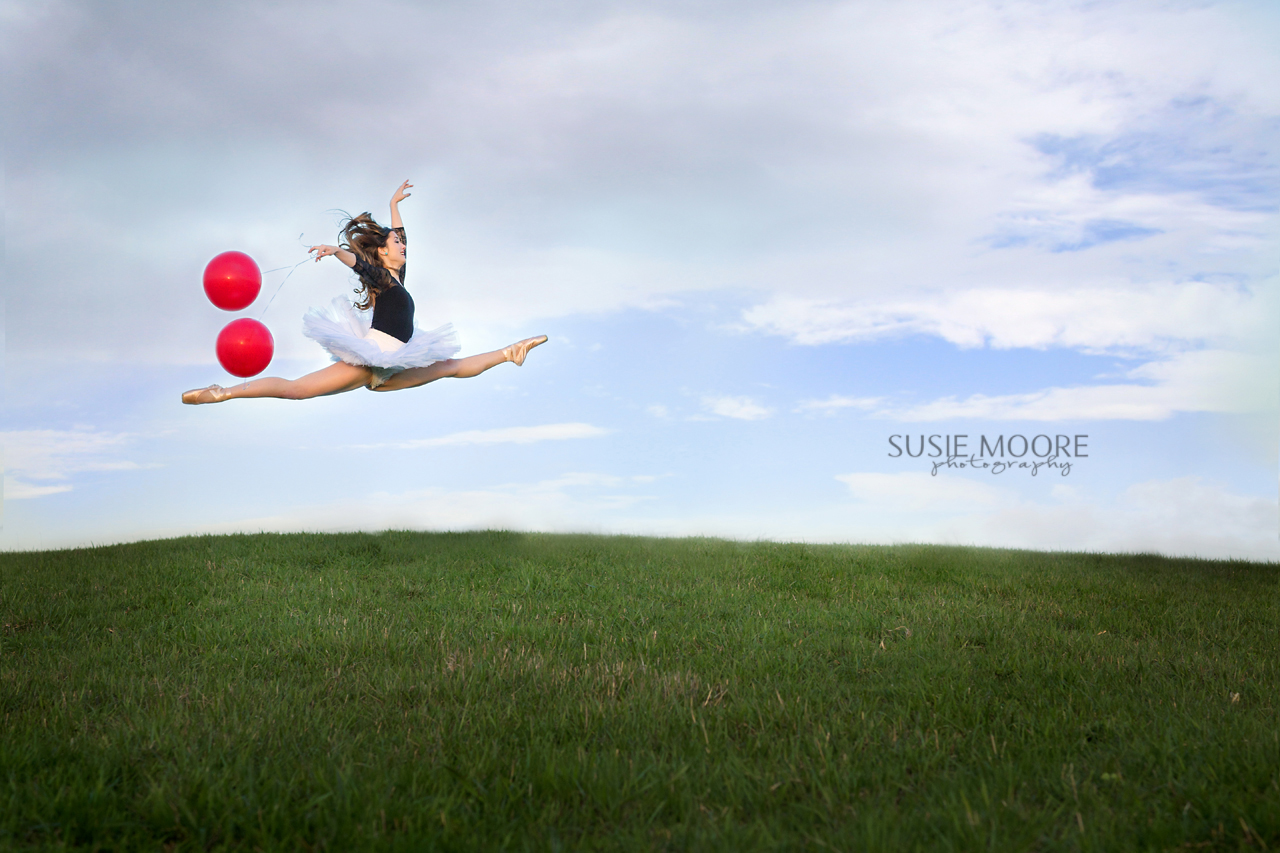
[339,212,405,309]
[340,213,404,272]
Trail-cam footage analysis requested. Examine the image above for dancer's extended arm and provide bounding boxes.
[309,243,356,266]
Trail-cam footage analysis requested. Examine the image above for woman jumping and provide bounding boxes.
[182,181,546,404]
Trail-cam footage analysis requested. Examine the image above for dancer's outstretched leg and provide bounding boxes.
[373,335,547,392]
[182,362,373,404]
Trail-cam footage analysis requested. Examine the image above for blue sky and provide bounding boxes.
[3,0,1277,558]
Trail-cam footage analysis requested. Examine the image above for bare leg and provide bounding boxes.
[373,350,506,391]
[183,362,373,404]
[373,336,546,392]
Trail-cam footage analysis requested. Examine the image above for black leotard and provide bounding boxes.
[352,226,414,343]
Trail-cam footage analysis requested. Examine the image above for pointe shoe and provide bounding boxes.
[181,384,230,405]
[503,335,548,367]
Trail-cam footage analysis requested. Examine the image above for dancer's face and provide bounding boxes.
[381,230,406,269]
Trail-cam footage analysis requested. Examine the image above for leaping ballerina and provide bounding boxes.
[182,180,546,404]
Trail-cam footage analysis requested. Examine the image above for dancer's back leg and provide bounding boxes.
[184,362,373,403]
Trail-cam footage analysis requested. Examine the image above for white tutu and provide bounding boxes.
[302,297,460,385]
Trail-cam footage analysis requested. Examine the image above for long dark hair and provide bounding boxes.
[339,212,398,310]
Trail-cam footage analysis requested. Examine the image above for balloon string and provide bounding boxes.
[258,234,312,319]
[258,258,309,319]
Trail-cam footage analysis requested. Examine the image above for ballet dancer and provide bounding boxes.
[182,180,546,404]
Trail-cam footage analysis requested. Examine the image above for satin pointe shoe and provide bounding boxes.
[503,335,548,367]
[181,384,231,405]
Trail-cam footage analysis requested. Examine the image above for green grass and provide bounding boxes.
[1,532,1277,851]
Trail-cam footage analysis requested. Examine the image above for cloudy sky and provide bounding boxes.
[4,0,1277,558]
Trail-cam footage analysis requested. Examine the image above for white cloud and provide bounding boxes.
[197,471,657,538]
[949,477,1280,560]
[351,422,609,451]
[702,396,773,421]
[538,472,626,488]
[826,471,1279,560]
[986,173,1274,255]
[5,456,1274,561]
[878,349,1275,421]
[4,480,74,500]
[795,394,882,415]
[2,428,156,499]
[743,283,1272,354]
[835,472,1008,512]
[203,474,1277,562]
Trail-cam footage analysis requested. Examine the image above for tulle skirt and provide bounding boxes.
[302,297,460,388]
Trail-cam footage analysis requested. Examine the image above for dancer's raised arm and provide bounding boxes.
[389,180,411,229]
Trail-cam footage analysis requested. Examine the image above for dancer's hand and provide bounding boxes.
[391,180,412,205]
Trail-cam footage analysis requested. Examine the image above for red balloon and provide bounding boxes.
[216,318,274,378]
[203,251,262,311]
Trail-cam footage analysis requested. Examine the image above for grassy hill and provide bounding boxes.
[2,532,1277,850]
